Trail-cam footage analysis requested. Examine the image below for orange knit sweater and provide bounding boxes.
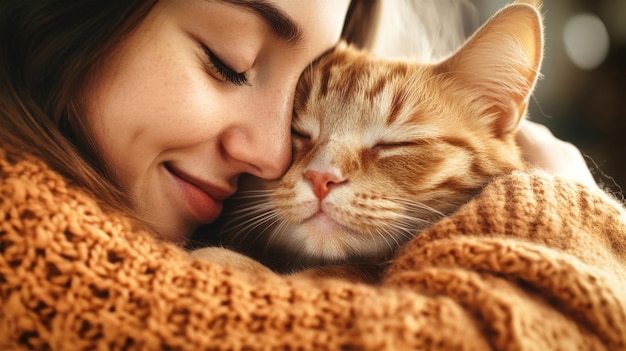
[1,146,625,350]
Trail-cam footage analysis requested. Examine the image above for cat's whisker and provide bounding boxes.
[225,201,274,217]
[385,220,419,239]
[382,196,447,218]
[372,227,401,254]
[263,219,290,251]
[244,216,283,249]
[392,212,438,225]
[223,208,279,241]
[429,198,457,208]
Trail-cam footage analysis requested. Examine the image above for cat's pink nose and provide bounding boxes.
[303,170,344,200]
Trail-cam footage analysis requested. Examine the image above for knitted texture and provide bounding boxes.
[1,146,625,350]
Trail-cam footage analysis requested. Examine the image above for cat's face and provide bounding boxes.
[222,2,543,265]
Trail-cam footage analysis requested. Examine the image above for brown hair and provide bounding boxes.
[0,0,158,213]
[0,0,382,223]
[342,0,382,50]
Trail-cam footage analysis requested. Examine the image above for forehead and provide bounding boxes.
[303,47,416,118]
[296,47,450,141]
[217,0,302,46]
[214,0,350,49]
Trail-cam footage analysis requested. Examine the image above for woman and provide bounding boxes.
[0,0,623,350]
[1,0,356,243]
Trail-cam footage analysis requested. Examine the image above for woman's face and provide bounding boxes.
[86,0,351,242]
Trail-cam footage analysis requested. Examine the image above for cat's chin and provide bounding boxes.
[286,213,389,263]
[305,212,350,234]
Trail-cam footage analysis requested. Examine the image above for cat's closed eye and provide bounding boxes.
[372,141,418,153]
[291,127,311,140]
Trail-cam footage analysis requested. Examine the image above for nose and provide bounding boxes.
[304,170,346,200]
[221,96,292,180]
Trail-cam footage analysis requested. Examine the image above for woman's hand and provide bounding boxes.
[516,119,597,187]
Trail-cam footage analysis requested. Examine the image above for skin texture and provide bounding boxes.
[85,0,350,242]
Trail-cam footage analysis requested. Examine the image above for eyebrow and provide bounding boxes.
[219,0,303,46]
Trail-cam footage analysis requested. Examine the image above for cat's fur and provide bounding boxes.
[194,1,543,279]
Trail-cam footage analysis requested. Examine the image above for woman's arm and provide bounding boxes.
[1,147,624,350]
[386,170,626,350]
[516,119,597,187]
[0,148,489,350]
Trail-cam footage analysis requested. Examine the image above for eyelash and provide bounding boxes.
[201,45,248,86]
[291,126,311,140]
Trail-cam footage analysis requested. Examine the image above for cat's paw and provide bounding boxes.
[190,247,274,276]
[294,261,387,285]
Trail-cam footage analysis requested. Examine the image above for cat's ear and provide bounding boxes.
[439,3,543,137]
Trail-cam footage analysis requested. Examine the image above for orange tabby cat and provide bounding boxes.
[193,1,543,278]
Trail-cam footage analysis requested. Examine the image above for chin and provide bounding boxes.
[145,218,193,246]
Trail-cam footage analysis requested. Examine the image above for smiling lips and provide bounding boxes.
[164,163,234,223]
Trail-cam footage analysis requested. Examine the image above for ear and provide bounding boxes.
[439,3,543,137]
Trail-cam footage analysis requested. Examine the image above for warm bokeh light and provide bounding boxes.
[563,13,610,70]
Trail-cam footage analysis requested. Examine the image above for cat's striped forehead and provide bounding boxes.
[299,45,413,107]
[294,43,442,143]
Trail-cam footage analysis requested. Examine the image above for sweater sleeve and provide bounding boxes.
[385,171,626,350]
[0,150,489,350]
[1,150,625,350]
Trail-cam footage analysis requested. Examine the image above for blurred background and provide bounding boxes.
[474,0,626,195]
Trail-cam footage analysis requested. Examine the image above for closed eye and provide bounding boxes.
[373,141,418,152]
[291,126,311,140]
[201,45,249,86]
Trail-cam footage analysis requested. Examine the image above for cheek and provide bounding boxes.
[85,66,218,195]
[372,149,447,191]
[94,60,222,146]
